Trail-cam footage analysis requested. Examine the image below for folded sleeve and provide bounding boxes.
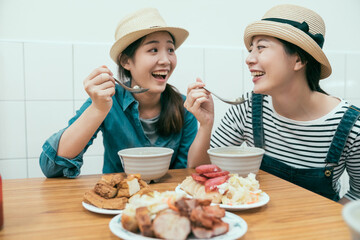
[39,98,99,178]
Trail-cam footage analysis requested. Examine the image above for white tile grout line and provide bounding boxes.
[72,44,76,115]
[22,42,29,178]
[344,53,348,98]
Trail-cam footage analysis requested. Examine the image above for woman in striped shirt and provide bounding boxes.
[184,4,360,204]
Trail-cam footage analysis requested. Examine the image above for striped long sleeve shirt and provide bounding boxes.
[211,92,360,200]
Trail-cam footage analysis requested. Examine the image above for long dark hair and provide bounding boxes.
[116,34,184,136]
[277,38,327,94]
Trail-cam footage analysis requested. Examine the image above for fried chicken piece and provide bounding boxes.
[83,190,127,210]
[101,173,124,187]
[94,180,118,199]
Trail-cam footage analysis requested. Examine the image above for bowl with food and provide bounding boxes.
[207,145,265,176]
[118,147,174,182]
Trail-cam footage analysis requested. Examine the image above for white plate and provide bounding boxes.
[82,201,123,215]
[175,185,270,211]
[109,211,247,240]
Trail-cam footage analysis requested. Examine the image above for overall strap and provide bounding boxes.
[325,105,360,163]
[252,93,265,148]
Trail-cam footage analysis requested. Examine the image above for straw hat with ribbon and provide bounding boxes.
[110,8,189,63]
[244,4,332,79]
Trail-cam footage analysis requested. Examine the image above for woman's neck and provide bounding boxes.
[135,93,162,119]
[271,86,340,121]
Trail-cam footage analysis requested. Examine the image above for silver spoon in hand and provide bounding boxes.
[114,78,149,93]
[203,87,247,105]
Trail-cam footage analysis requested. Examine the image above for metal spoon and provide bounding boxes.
[114,78,149,93]
[203,87,247,105]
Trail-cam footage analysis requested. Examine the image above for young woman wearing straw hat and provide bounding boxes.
[39,8,197,178]
[185,4,360,204]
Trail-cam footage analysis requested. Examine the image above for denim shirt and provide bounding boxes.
[39,85,198,178]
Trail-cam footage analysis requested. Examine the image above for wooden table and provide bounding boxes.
[0,169,350,240]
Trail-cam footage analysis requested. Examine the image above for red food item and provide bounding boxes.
[191,173,208,184]
[204,175,229,193]
[202,171,229,178]
[195,164,222,174]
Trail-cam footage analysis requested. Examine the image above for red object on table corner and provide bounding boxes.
[0,174,3,230]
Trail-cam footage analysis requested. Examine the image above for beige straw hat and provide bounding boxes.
[244,4,332,79]
[110,8,189,63]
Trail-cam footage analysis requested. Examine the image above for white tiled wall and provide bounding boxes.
[1,40,360,192]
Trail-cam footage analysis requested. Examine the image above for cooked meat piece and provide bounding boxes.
[195,164,222,174]
[175,198,211,217]
[116,188,130,198]
[153,211,191,240]
[192,221,229,239]
[135,207,154,237]
[212,221,229,237]
[94,180,118,199]
[191,226,213,239]
[121,213,139,233]
[190,206,214,228]
[83,190,127,209]
[101,173,124,187]
[175,198,194,217]
[202,205,225,218]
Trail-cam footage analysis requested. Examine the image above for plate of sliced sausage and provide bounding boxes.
[109,211,247,240]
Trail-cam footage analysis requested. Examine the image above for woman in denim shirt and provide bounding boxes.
[185,4,360,204]
[39,8,197,178]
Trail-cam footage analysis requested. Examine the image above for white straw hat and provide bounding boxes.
[244,4,332,79]
[110,8,189,63]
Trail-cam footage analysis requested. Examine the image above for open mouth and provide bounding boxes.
[152,70,168,80]
[251,71,265,77]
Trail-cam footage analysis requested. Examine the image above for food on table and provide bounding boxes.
[83,173,152,210]
[83,190,128,209]
[121,191,186,232]
[180,164,262,205]
[121,190,229,239]
[152,210,191,239]
[180,176,223,203]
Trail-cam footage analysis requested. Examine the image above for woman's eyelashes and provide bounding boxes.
[148,47,174,53]
[257,45,265,50]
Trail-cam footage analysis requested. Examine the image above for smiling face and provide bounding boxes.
[246,35,301,95]
[122,31,177,94]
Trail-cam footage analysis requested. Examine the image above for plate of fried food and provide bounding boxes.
[82,173,152,215]
[176,164,270,211]
[109,190,248,240]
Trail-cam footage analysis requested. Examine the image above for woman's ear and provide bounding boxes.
[294,54,306,72]
[119,55,131,70]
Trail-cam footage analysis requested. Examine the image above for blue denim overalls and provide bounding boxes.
[252,93,360,201]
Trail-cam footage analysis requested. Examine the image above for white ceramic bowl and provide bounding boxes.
[342,200,360,240]
[207,146,265,176]
[118,147,174,182]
